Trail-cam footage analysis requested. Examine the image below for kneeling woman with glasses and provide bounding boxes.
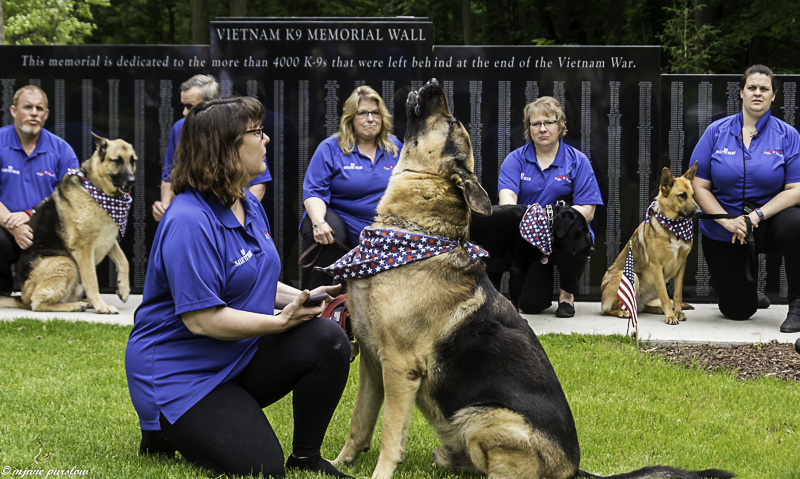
[126,96,352,478]
[498,96,603,317]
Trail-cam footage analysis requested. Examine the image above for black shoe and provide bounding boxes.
[139,430,176,458]
[286,454,354,479]
[780,298,800,333]
[0,288,13,297]
[795,338,800,355]
[555,301,575,318]
[757,291,770,309]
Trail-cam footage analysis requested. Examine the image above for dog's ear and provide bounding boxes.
[552,207,574,238]
[448,159,492,216]
[683,161,698,182]
[92,132,108,160]
[660,167,675,196]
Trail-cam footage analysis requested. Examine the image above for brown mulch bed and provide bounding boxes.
[645,341,800,382]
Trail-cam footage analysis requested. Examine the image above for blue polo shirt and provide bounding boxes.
[303,135,403,245]
[162,118,272,186]
[498,141,603,239]
[126,187,280,430]
[0,125,79,212]
[691,111,800,242]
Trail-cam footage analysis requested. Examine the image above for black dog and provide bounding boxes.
[470,204,594,308]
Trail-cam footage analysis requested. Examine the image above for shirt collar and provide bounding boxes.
[525,140,565,168]
[202,188,257,229]
[5,126,51,155]
[734,110,772,138]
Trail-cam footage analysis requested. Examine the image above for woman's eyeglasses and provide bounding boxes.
[356,110,380,119]
[531,120,557,129]
[246,126,264,139]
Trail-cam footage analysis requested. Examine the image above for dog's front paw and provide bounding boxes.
[94,303,119,314]
[117,284,130,303]
[664,314,679,325]
[675,310,687,321]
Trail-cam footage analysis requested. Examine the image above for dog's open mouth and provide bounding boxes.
[406,78,441,119]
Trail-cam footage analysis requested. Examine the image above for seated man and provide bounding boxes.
[0,85,79,295]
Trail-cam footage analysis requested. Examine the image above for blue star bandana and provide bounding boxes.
[645,201,693,242]
[519,204,553,256]
[316,228,489,280]
[67,169,132,236]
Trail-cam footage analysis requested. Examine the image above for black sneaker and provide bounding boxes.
[555,301,575,318]
[285,454,353,479]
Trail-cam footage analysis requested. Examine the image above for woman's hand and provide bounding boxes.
[276,290,331,332]
[719,216,751,244]
[313,221,335,244]
[308,284,343,310]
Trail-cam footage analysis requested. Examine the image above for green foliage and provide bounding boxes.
[1,320,799,477]
[658,0,723,73]
[3,0,110,44]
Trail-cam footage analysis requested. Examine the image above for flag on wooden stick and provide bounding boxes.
[618,247,638,327]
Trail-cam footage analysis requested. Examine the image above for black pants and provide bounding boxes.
[517,252,588,314]
[300,210,353,291]
[0,228,21,292]
[151,317,351,477]
[702,206,800,321]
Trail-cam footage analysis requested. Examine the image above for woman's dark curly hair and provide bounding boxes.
[171,96,264,206]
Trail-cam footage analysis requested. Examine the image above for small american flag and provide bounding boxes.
[618,247,638,327]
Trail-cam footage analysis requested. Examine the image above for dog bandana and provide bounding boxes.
[519,204,553,256]
[645,201,693,242]
[67,168,132,236]
[316,228,489,280]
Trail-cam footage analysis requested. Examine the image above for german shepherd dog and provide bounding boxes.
[0,134,136,314]
[471,204,594,308]
[333,80,731,479]
[601,165,700,325]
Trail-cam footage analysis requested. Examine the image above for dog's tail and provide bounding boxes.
[0,296,27,309]
[576,466,734,479]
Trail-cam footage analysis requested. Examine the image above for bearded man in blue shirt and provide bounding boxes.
[0,85,79,296]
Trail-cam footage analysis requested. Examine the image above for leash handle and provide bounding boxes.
[298,238,350,268]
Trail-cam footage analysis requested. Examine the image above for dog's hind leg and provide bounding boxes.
[370,353,424,479]
[25,257,89,312]
[335,353,385,466]
[107,242,130,303]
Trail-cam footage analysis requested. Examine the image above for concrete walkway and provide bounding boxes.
[1,294,798,346]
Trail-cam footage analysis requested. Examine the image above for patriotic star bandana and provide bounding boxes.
[67,169,132,236]
[645,201,693,242]
[316,228,489,280]
[519,204,553,256]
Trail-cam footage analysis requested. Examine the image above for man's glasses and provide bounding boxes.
[531,120,557,129]
[356,110,380,119]
[246,126,264,139]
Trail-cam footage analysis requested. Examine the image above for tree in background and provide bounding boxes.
[659,0,724,73]
[3,0,110,44]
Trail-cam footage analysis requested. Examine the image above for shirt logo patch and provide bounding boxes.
[384,164,395,170]
[37,170,55,177]
[343,162,363,170]
[714,148,736,155]
[764,149,782,155]
[1,165,21,175]
[264,231,271,239]
[520,172,532,182]
[234,249,253,266]
[554,175,570,182]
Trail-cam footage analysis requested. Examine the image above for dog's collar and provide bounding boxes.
[375,213,461,239]
[520,204,553,256]
[316,228,488,280]
[67,168,132,236]
[645,201,693,242]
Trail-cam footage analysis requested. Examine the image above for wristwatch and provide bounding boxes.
[754,208,765,221]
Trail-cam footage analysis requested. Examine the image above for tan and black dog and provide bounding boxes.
[332,80,731,479]
[601,164,700,325]
[0,133,135,314]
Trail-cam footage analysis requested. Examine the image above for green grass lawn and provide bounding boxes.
[0,318,798,478]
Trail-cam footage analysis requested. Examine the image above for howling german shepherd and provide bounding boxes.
[332,80,732,479]
[601,164,700,324]
[0,133,136,314]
